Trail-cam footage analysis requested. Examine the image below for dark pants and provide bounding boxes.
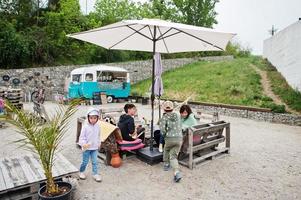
[154,130,165,147]
[137,126,145,141]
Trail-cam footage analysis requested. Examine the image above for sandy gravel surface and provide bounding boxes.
[0,102,300,200]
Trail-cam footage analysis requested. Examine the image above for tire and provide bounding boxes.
[31,91,39,103]
[107,96,113,103]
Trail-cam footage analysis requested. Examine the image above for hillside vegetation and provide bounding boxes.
[131,57,301,113]
[250,57,301,112]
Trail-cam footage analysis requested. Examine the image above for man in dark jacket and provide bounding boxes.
[118,104,145,141]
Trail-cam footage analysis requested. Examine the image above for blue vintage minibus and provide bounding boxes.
[68,65,130,102]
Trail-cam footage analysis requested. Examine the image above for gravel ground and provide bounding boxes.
[1,102,301,200]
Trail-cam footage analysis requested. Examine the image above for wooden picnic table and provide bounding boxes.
[0,153,78,198]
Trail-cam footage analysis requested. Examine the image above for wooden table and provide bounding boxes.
[0,153,78,199]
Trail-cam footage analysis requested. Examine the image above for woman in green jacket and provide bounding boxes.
[180,105,198,130]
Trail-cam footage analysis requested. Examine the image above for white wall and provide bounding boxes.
[263,20,301,91]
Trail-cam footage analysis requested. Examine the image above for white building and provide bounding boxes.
[263,20,301,92]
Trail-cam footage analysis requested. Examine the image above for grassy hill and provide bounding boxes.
[251,57,301,112]
[131,57,301,113]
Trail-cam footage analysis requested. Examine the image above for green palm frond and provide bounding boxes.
[4,99,81,195]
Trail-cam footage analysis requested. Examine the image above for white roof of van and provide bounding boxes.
[71,65,128,74]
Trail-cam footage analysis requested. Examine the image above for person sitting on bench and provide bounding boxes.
[180,104,201,145]
[180,105,198,130]
[118,103,145,141]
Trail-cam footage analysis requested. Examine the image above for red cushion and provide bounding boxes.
[117,139,142,145]
[119,143,145,151]
[193,135,202,145]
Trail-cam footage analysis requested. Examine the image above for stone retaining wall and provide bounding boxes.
[189,104,301,126]
[131,96,301,126]
[0,56,233,100]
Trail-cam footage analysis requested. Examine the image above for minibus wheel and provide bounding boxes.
[107,96,114,103]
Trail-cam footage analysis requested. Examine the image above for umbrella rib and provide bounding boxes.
[173,28,224,50]
[108,25,150,49]
[157,27,170,53]
[147,25,154,39]
[156,28,173,41]
[68,23,137,36]
[127,25,153,41]
[156,30,182,41]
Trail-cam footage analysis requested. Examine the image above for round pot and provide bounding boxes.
[110,153,122,168]
[142,97,148,105]
[38,181,72,200]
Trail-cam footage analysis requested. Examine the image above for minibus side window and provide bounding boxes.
[85,73,93,81]
[72,74,81,82]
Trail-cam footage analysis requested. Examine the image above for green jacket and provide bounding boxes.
[159,112,182,139]
[181,113,198,130]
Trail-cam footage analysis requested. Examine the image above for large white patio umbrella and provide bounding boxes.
[67,18,235,151]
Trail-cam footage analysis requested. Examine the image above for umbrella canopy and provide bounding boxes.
[68,18,234,53]
[67,18,235,151]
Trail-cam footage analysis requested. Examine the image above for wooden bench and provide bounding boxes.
[178,120,230,169]
[0,153,78,200]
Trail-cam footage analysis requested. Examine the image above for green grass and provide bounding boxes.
[250,56,301,112]
[132,58,273,108]
[132,57,301,113]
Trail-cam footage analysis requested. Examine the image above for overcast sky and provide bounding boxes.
[79,0,301,55]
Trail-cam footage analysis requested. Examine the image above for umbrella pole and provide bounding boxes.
[150,26,157,152]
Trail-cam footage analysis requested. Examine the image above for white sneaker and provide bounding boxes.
[93,174,102,182]
[159,144,163,153]
[79,172,86,180]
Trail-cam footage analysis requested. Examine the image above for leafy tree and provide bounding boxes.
[0,0,18,16]
[94,0,141,25]
[225,42,252,58]
[0,21,30,68]
[48,0,60,11]
[172,0,219,27]
[149,0,179,21]
[0,0,226,69]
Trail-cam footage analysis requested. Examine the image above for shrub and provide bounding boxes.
[261,102,286,113]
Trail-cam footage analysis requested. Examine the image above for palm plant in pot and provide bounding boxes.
[5,99,80,200]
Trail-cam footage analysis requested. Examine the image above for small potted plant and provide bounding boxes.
[130,91,139,103]
[109,139,122,168]
[5,99,80,200]
[142,92,150,105]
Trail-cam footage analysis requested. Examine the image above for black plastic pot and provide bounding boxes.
[142,97,148,105]
[38,181,72,200]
